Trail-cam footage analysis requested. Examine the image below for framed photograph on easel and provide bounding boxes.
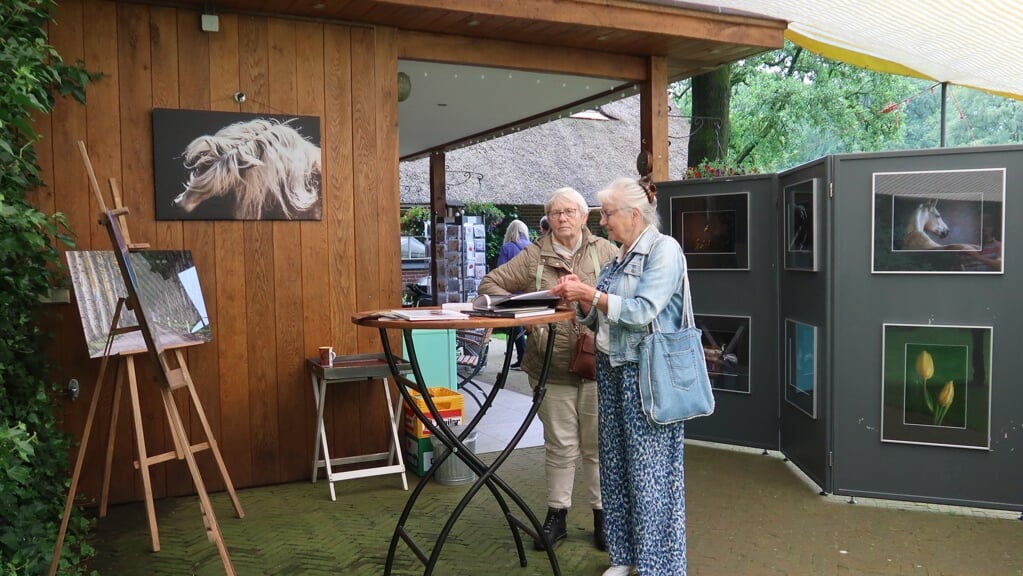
[67,250,211,358]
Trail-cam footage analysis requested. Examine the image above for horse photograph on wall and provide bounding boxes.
[153,109,322,221]
[871,168,1004,273]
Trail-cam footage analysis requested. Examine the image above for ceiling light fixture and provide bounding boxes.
[397,71,412,102]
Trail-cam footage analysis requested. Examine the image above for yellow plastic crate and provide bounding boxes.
[404,387,464,438]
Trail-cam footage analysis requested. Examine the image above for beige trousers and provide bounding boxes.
[531,378,601,510]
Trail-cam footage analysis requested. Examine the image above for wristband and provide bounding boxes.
[591,290,602,309]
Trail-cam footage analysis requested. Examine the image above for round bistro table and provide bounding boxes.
[352,307,575,576]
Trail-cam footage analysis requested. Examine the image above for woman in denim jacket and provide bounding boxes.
[551,177,688,576]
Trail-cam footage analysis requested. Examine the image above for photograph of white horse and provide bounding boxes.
[871,168,1005,274]
[153,109,322,221]
[897,198,981,252]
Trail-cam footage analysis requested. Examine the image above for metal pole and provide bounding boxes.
[940,82,948,147]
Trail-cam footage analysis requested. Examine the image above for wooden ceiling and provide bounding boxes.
[154,0,785,81]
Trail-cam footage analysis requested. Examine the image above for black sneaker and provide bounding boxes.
[509,361,522,370]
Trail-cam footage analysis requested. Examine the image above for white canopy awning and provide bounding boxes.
[673,0,1023,100]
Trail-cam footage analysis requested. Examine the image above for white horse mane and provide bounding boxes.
[174,118,321,220]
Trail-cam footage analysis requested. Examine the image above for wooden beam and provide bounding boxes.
[384,0,785,48]
[640,56,669,182]
[429,150,446,300]
[398,30,646,81]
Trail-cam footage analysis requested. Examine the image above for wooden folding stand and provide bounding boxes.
[50,144,243,576]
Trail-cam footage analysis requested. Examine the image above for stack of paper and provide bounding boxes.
[385,309,469,321]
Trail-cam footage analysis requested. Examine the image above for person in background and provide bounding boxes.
[478,188,617,552]
[539,215,550,238]
[496,219,532,368]
[551,177,689,576]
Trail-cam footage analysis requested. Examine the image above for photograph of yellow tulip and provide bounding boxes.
[881,323,992,449]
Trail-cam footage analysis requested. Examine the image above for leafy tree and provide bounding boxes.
[1,1,99,574]
[687,66,731,167]
[675,40,913,172]
[676,40,1023,174]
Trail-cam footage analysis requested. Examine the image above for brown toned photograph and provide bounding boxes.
[153,108,322,221]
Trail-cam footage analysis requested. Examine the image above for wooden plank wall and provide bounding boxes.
[40,0,401,504]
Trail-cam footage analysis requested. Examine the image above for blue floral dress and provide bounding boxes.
[595,271,687,576]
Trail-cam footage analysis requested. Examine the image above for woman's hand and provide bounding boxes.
[550,278,591,304]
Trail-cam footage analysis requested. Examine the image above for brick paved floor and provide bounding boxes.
[87,441,1022,576]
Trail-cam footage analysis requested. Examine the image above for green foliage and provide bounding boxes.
[674,40,1023,174]
[400,205,430,236]
[673,40,912,172]
[1,0,99,574]
[898,81,1023,148]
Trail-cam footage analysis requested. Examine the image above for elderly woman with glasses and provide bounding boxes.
[551,177,689,576]
[478,187,617,552]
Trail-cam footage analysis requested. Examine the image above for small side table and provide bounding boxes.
[307,353,412,501]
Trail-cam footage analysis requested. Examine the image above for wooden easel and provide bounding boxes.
[50,144,243,576]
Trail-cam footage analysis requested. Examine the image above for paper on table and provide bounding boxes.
[387,309,469,321]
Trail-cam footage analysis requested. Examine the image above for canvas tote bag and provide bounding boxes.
[637,261,715,425]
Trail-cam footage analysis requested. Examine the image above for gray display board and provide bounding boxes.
[829,145,1022,511]
[658,176,779,450]
[778,160,831,491]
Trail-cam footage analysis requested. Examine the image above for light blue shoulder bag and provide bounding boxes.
[636,251,715,425]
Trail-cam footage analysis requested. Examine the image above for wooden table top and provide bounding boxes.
[352,307,575,330]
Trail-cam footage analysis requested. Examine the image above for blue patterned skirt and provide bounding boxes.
[597,351,687,576]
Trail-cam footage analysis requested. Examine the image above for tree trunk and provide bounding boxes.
[688,66,732,167]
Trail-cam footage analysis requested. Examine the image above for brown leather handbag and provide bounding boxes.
[569,329,597,380]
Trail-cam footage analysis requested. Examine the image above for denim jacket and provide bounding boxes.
[577,227,686,366]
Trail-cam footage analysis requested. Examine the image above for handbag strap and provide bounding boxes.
[647,235,690,333]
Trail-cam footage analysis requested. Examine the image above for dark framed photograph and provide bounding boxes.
[784,178,818,271]
[871,168,1004,274]
[784,319,817,418]
[670,192,750,270]
[695,314,751,394]
[881,323,992,450]
[153,108,322,221]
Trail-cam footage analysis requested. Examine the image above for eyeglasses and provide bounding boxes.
[599,207,626,218]
[548,208,579,220]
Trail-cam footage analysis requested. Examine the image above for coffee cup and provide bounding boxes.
[319,346,337,366]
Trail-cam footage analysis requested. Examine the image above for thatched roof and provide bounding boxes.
[399,94,690,206]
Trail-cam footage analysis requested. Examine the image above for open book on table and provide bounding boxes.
[472,290,561,312]
[466,307,557,319]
